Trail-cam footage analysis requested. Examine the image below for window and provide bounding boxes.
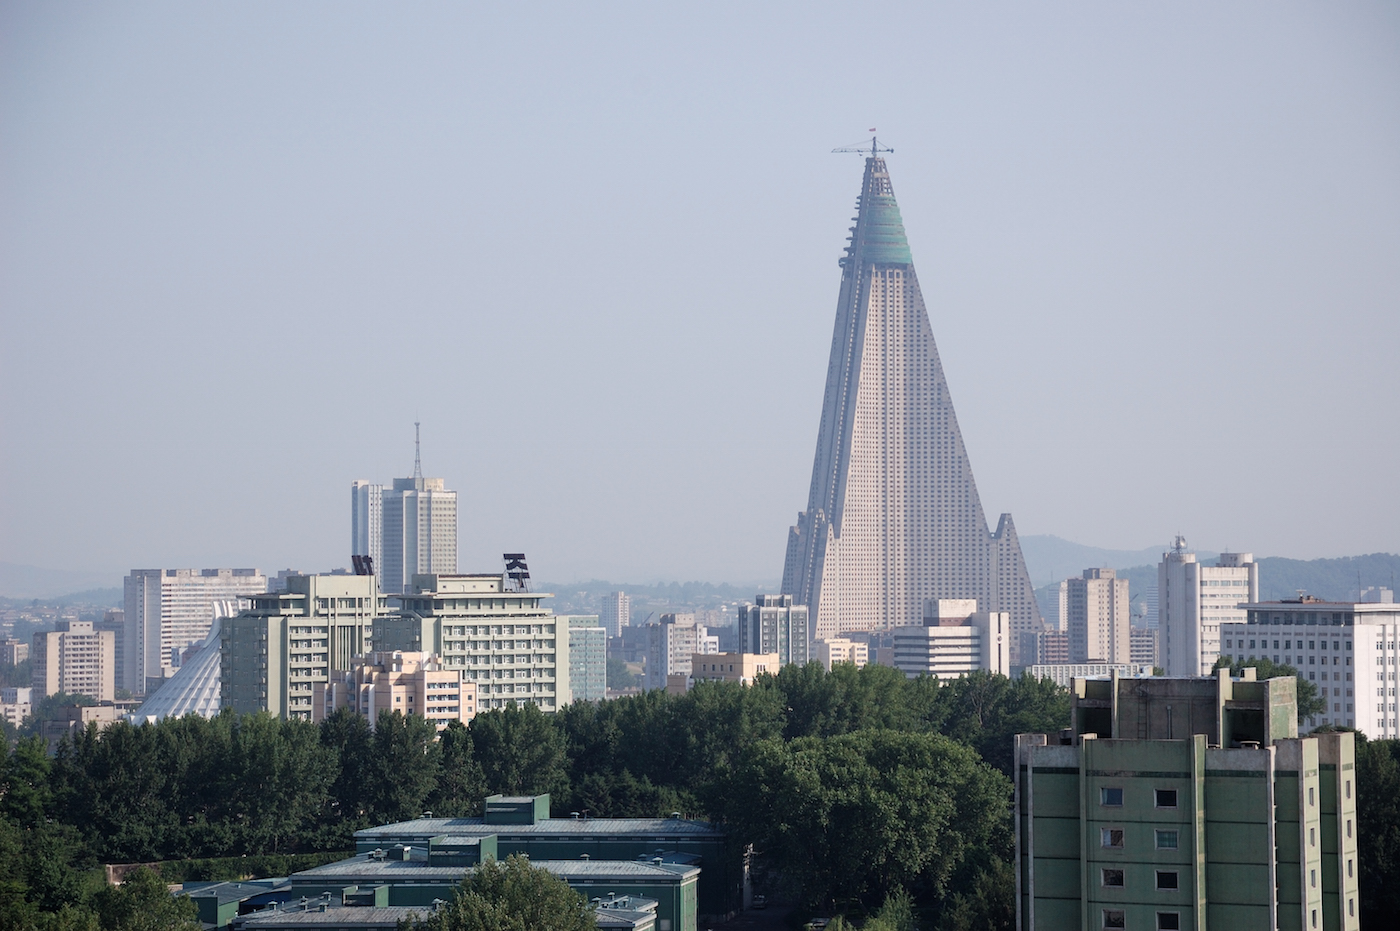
[1101,828,1124,848]
[1156,870,1179,890]
[1309,787,1315,807]
[1103,910,1125,929]
[1155,830,1179,849]
[1101,786,1124,807]
[1157,913,1180,931]
[1347,819,1352,838]
[1102,868,1124,887]
[1155,789,1178,808]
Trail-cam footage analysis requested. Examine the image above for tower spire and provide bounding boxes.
[413,421,422,480]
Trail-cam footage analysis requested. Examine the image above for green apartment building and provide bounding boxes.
[372,574,569,712]
[221,575,387,719]
[1015,670,1359,931]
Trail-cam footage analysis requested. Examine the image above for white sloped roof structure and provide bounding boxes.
[129,604,233,723]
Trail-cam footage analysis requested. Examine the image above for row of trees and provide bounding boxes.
[3,658,1393,928]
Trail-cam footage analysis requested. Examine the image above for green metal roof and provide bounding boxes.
[841,157,913,268]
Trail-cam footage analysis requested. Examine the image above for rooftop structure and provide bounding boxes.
[129,614,224,723]
[781,149,1041,643]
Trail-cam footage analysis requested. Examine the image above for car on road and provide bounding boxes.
[751,895,767,910]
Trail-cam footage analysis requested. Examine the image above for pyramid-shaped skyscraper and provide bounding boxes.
[782,151,1043,657]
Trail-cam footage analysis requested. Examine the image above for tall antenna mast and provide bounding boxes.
[413,421,423,480]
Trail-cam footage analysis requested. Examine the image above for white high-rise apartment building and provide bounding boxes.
[351,427,458,594]
[599,591,631,639]
[1220,595,1400,737]
[782,149,1041,646]
[381,476,458,594]
[1063,568,1131,664]
[1158,538,1259,676]
[351,480,384,584]
[125,568,267,695]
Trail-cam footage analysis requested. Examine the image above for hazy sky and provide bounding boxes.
[2,2,1397,585]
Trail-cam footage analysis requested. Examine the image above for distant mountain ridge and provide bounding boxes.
[0,562,119,601]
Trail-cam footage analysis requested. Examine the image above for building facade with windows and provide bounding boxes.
[32,620,115,702]
[380,477,457,595]
[780,152,1041,645]
[1158,540,1258,677]
[126,568,267,695]
[1063,568,1131,664]
[372,574,569,713]
[1220,597,1400,736]
[690,652,781,686]
[815,637,869,670]
[599,592,631,639]
[643,614,702,691]
[738,595,809,667]
[1015,670,1359,931]
[565,615,607,702]
[313,650,475,730]
[220,574,385,720]
[892,608,1010,679]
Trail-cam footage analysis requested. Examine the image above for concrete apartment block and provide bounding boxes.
[1015,670,1359,931]
[738,594,809,666]
[220,574,384,720]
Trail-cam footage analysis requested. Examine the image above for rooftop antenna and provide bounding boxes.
[832,129,894,158]
[413,421,423,480]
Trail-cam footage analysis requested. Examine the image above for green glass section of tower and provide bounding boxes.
[857,192,912,265]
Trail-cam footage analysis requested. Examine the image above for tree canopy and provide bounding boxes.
[404,855,595,931]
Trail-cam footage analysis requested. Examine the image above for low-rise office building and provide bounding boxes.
[373,574,568,713]
[1015,670,1359,931]
[893,602,1009,679]
[312,650,475,730]
[1021,663,1152,688]
[814,638,868,670]
[354,793,731,922]
[1220,596,1400,736]
[690,652,780,686]
[2,638,30,665]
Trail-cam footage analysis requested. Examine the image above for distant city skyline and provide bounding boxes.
[2,4,1397,583]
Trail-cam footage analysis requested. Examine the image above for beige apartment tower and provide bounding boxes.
[781,149,1042,649]
[1063,568,1132,664]
[32,620,115,702]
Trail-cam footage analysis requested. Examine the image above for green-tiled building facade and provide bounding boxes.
[1016,671,1359,931]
